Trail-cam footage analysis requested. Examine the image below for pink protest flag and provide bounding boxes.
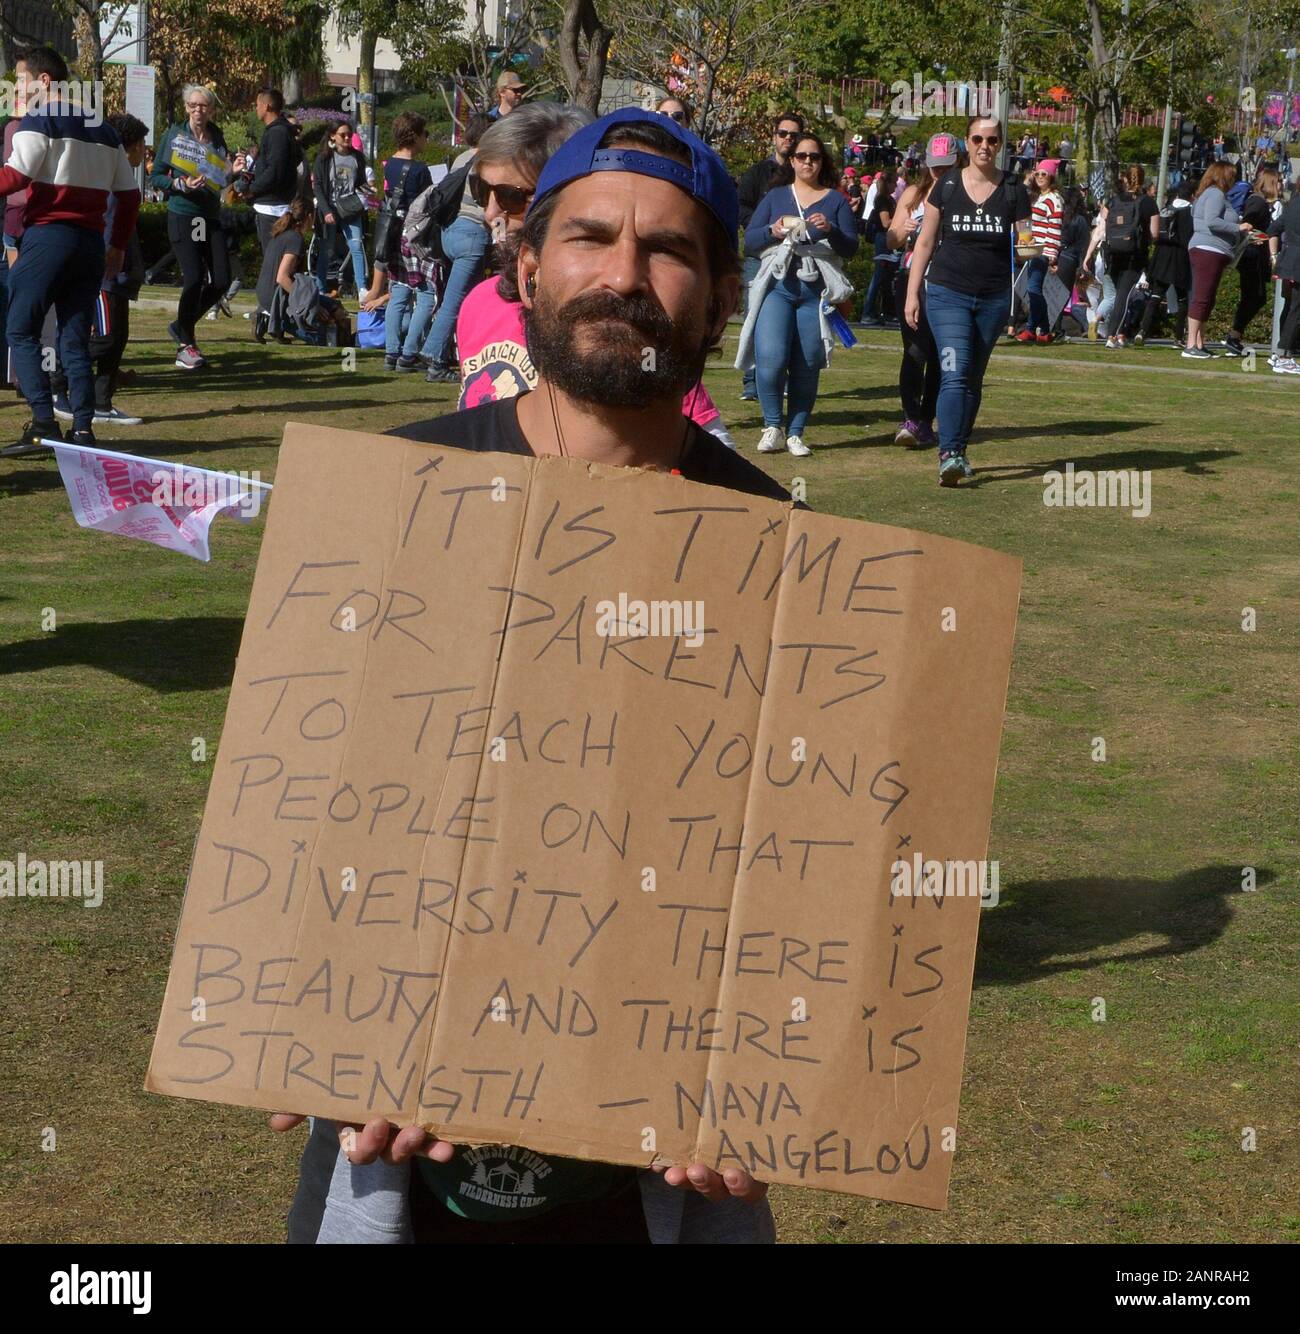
[47,440,272,562]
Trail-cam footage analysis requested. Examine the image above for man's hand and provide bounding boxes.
[324,211,336,226]
[270,1113,455,1165]
[653,1161,768,1204]
[104,246,124,282]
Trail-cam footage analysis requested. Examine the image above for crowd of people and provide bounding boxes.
[0,44,1295,493]
[0,41,1296,1244]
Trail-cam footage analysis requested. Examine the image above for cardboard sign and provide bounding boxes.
[146,423,1021,1209]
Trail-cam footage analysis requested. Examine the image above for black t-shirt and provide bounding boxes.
[925,168,1031,296]
[869,192,898,252]
[256,228,303,312]
[387,396,795,506]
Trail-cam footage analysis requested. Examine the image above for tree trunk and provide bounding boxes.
[1077,102,1096,192]
[73,7,106,85]
[558,0,610,113]
[358,26,379,132]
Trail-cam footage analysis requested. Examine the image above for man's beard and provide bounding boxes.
[524,286,713,408]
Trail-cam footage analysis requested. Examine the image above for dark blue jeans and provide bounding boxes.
[923,279,1007,456]
[1025,256,1049,333]
[7,223,105,431]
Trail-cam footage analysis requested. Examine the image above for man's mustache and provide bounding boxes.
[560,291,674,341]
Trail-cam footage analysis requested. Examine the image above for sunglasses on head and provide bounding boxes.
[969,133,1001,146]
[469,174,534,216]
[793,151,822,163]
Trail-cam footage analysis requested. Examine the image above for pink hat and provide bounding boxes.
[925,133,959,167]
[1037,158,1061,176]
[843,165,857,175]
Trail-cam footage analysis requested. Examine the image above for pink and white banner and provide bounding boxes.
[48,441,271,562]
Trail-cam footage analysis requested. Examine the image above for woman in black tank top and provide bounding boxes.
[903,115,1031,487]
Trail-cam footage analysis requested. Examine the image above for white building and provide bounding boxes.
[321,3,510,90]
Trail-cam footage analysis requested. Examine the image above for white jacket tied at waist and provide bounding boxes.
[734,236,855,373]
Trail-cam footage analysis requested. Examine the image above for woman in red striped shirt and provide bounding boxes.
[1019,159,1062,343]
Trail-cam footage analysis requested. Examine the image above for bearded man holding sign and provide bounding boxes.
[276,109,785,1244]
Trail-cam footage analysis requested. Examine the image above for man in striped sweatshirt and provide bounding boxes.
[0,45,140,457]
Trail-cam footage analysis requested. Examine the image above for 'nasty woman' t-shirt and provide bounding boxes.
[925,168,1031,297]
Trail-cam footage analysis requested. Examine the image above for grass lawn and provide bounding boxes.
[1,301,1296,1244]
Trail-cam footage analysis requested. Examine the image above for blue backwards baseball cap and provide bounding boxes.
[528,107,738,249]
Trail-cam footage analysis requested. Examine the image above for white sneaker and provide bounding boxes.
[1273,357,1300,375]
[757,426,783,453]
[786,434,812,457]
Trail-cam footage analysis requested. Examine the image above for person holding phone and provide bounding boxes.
[149,84,232,370]
[904,115,1031,486]
[741,132,858,457]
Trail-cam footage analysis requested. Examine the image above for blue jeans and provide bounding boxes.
[421,215,487,365]
[385,281,436,359]
[1025,256,1049,333]
[923,279,1007,457]
[316,216,367,292]
[741,253,760,394]
[754,271,825,436]
[7,222,104,431]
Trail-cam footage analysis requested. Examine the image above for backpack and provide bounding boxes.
[1105,194,1141,254]
[403,162,471,262]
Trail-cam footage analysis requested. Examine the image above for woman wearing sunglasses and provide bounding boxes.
[904,115,1032,486]
[656,96,692,129]
[739,132,858,457]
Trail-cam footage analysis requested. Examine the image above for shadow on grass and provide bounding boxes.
[2,616,243,691]
[970,418,1156,444]
[0,464,65,496]
[974,864,1270,986]
[970,446,1239,486]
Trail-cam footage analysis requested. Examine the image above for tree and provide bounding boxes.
[556,0,609,113]
[606,0,835,146]
[149,0,326,125]
[333,1,464,135]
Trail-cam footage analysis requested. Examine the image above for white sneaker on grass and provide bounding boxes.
[175,345,206,370]
[1272,357,1300,375]
[786,434,812,457]
[757,426,783,453]
[1181,346,1214,360]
